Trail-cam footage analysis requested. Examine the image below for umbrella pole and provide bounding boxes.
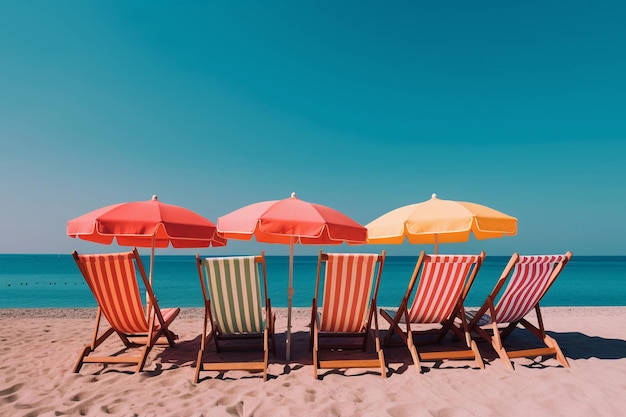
[286,238,295,361]
[434,234,439,254]
[149,238,156,286]
[147,234,156,312]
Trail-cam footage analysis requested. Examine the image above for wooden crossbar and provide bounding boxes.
[318,359,383,369]
[199,362,267,371]
[83,356,144,364]
[506,348,557,359]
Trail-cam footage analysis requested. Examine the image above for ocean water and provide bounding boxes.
[0,254,625,309]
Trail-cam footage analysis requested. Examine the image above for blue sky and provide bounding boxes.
[1,1,625,256]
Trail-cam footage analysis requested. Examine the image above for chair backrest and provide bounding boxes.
[199,256,266,334]
[73,251,149,334]
[408,253,483,324]
[317,252,385,333]
[494,253,571,323]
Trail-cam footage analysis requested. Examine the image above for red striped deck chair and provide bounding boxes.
[380,251,485,372]
[195,253,275,382]
[72,249,180,373]
[310,251,386,379]
[467,252,572,369]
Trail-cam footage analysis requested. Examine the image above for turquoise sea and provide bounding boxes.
[0,255,625,309]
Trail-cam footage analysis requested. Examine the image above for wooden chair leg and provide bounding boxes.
[263,328,269,382]
[313,329,319,379]
[72,346,92,373]
[470,340,485,369]
[135,346,151,373]
[309,300,317,353]
[406,330,422,372]
[380,308,404,347]
[378,349,387,378]
[270,313,277,356]
[194,348,204,383]
[544,335,570,368]
[491,324,514,370]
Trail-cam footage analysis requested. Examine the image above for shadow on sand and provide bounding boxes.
[154,327,626,379]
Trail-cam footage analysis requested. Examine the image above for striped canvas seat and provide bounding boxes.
[494,255,570,324]
[407,254,481,324]
[468,252,572,369]
[195,253,275,382]
[312,252,387,379]
[381,251,485,372]
[201,256,265,334]
[319,253,378,333]
[72,249,180,374]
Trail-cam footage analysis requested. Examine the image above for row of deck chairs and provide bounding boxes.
[71,248,571,380]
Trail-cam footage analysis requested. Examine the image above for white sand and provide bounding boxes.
[1,307,626,416]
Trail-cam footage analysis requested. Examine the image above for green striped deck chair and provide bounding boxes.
[311,251,387,379]
[72,248,180,373]
[195,253,275,382]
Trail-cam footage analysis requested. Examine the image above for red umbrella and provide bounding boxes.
[67,195,226,284]
[217,192,367,360]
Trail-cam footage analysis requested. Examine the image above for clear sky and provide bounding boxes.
[1,1,625,256]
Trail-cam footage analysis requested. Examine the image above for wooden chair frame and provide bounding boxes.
[381,251,485,372]
[72,248,179,373]
[194,252,276,382]
[310,251,387,379]
[467,252,572,369]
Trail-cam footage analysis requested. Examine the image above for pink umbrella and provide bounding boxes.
[67,195,226,285]
[217,192,367,360]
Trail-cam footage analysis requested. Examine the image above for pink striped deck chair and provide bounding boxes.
[195,253,275,382]
[380,251,485,372]
[72,249,180,373]
[311,251,386,379]
[467,252,572,369]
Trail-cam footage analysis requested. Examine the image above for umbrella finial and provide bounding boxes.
[291,192,297,199]
[152,195,158,201]
[432,193,437,199]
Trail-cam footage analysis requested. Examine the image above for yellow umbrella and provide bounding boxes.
[366,194,517,253]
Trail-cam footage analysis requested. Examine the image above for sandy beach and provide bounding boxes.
[1,306,626,417]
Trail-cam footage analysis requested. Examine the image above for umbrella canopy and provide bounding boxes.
[67,195,226,285]
[217,192,367,360]
[367,193,517,253]
[68,195,226,249]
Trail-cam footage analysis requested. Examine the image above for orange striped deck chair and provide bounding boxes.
[381,251,485,372]
[72,249,180,373]
[195,253,275,382]
[467,252,572,369]
[311,251,386,379]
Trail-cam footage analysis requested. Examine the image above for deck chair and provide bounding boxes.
[72,249,180,373]
[195,253,275,382]
[467,252,572,369]
[310,251,387,379]
[380,251,485,372]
